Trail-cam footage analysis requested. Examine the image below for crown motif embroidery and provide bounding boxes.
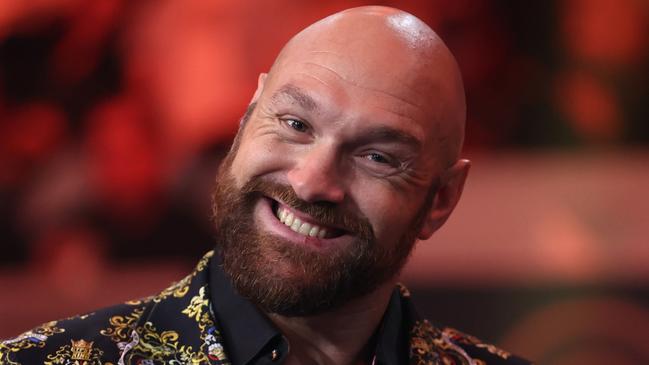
[70,339,94,361]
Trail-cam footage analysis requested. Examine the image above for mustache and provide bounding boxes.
[241,178,373,237]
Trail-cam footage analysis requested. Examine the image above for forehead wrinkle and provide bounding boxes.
[309,50,344,56]
[304,61,348,83]
[359,84,422,111]
[295,71,335,90]
[373,102,420,122]
[301,59,423,113]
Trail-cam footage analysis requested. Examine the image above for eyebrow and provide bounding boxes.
[270,83,421,149]
[358,126,422,149]
[269,84,318,112]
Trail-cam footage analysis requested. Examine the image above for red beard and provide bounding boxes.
[210,139,431,316]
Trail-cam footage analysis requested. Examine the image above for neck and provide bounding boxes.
[267,280,396,365]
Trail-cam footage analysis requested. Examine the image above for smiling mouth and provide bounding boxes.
[271,201,344,239]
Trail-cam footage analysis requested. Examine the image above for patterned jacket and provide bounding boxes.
[0,251,531,365]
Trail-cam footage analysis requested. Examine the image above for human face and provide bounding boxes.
[229,51,443,259]
[213,46,451,313]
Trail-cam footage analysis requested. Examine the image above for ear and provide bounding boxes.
[249,73,267,104]
[417,159,470,240]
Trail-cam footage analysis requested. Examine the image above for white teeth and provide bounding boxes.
[284,212,294,226]
[290,218,302,232]
[275,206,329,238]
[298,223,312,235]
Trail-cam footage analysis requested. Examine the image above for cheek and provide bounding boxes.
[351,183,420,244]
[229,136,294,185]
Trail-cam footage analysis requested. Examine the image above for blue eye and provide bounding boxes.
[366,152,390,164]
[286,119,308,132]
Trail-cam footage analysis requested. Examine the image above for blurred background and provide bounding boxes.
[1,0,648,363]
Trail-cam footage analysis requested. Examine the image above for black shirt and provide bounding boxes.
[209,258,410,365]
[1,250,532,365]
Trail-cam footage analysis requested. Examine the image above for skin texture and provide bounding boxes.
[221,6,469,365]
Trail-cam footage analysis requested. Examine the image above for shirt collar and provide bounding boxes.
[373,288,409,365]
[209,256,282,365]
[209,255,408,365]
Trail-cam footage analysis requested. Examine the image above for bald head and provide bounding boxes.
[220,8,471,311]
[264,6,466,168]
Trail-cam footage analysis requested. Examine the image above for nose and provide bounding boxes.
[286,145,345,204]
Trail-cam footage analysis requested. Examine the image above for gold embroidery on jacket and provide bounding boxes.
[126,251,214,306]
[121,321,211,364]
[410,320,475,365]
[44,339,107,365]
[100,307,146,343]
[0,321,65,365]
[182,285,230,364]
[442,328,512,360]
[117,252,230,364]
[182,286,209,322]
[396,283,411,297]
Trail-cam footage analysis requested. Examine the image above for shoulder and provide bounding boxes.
[409,320,532,365]
[0,300,152,365]
[397,285,532,365]
[0,251,216,365]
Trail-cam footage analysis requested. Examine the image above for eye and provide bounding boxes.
[365,152,390,164]
[284,118,308,133]
[357,150,408,177]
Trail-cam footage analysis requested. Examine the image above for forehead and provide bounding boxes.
[264,48,440,143]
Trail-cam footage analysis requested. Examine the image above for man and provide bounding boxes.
[1,6,531,365]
